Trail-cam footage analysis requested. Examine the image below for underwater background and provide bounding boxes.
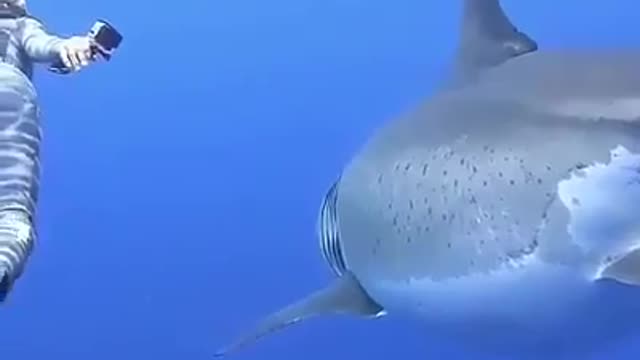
[0,0,639,359]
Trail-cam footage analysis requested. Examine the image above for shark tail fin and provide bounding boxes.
[214,272,385,357]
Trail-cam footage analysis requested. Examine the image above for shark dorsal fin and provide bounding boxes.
[453,0,537,81]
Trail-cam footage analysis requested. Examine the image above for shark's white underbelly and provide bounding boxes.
[362,261,640,356]
[365,256,590,328]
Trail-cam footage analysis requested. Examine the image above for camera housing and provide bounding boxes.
[49,19,123,74]
[88,20,123,60]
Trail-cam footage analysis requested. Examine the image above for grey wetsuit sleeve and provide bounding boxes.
[19,17,64,63]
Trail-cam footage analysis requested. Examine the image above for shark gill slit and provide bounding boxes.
[317,177,347,276]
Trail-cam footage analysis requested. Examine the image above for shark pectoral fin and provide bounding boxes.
[599,248,640,286]
[214,271,385,357]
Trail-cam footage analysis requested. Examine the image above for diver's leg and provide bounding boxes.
[0,210,35,300]
[0,80,41,302]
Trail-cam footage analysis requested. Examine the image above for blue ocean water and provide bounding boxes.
[0,0,639,359]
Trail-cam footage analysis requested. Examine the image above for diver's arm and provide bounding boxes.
[19,17,64,63]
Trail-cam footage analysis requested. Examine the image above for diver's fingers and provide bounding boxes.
[82,48,93,64]
[58,46,72,69]
[68,47,81,69]
[62,45,78,70]
[73,48,85,68]
[74,40,94,67]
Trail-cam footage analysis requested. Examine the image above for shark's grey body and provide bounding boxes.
[339,51,640,355]
[217,1,640,358]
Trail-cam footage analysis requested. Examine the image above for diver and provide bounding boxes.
[0,0,121,301]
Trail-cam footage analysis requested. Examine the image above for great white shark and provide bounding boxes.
[216,0,640,357]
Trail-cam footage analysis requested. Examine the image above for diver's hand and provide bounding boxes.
[57,36,94,72]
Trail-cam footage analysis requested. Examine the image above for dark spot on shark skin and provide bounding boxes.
[409,200,414,210]
[404,163,412,172]
[377,174,383,184]
[422,164,429,175]
[571,197,581,206]
[523,171,534,183]
[445,149,455,160]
